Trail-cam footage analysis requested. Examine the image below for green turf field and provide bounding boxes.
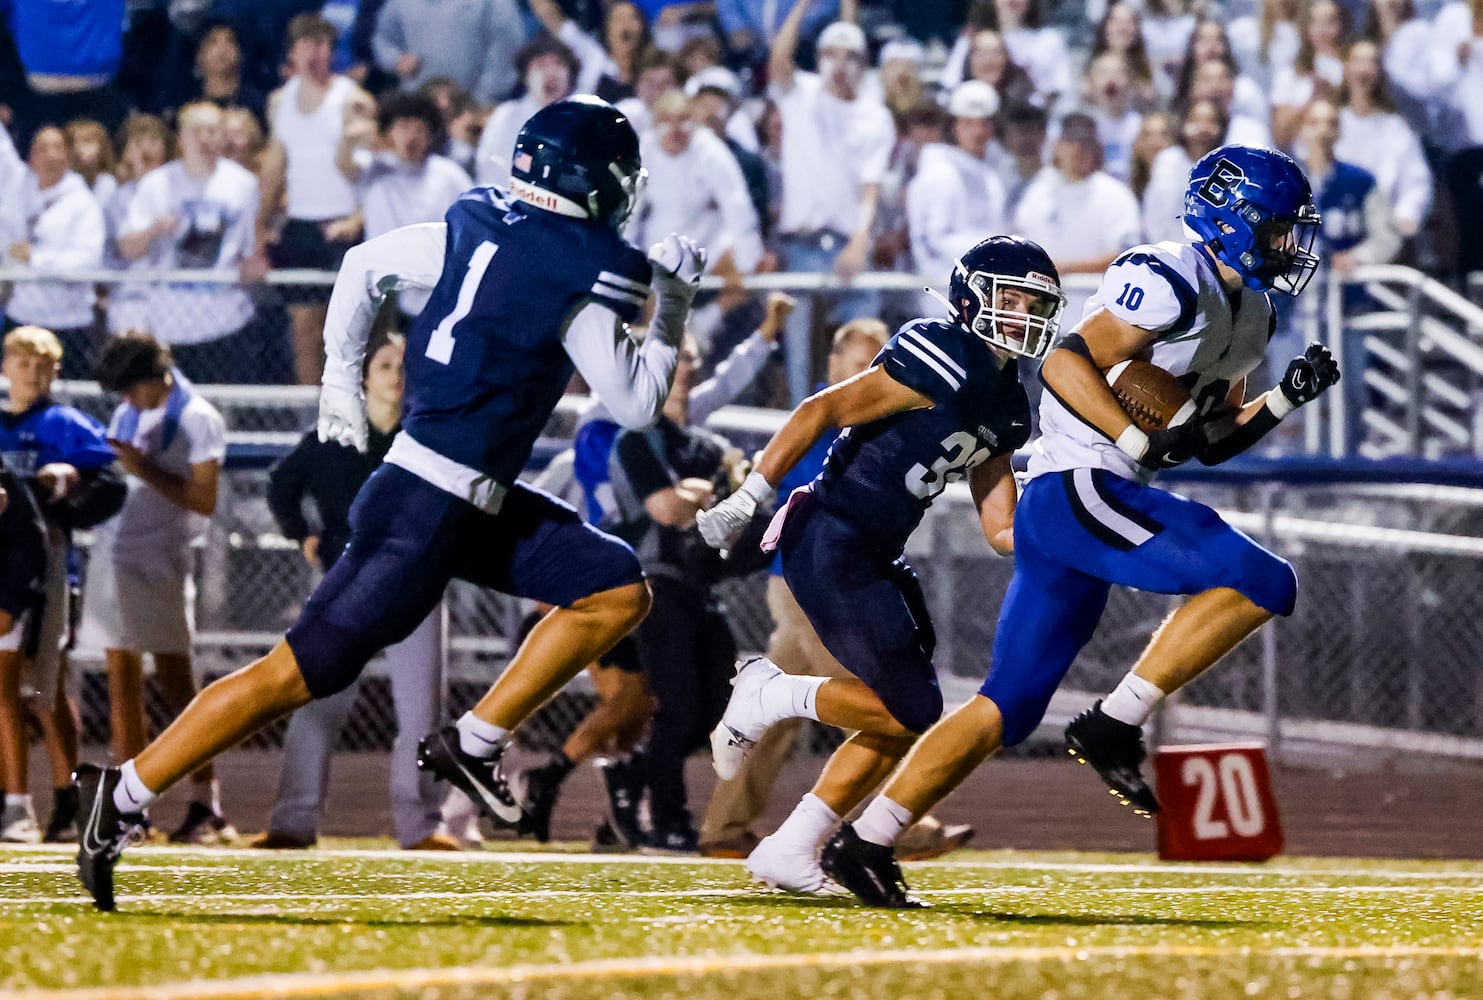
[2,843,1481,999]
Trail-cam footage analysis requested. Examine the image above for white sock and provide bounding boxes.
[4,793,33,815]
[758,673,826,724]
[854,795,913,848]
[456,711,509,759]
[115,760,158,813]
[1101,672,1167,727]
[770,793,841,852]
[192,778,222,814]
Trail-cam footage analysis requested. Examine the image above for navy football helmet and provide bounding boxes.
[1184,144,1321,295]
[511,96,646,230]
[947,236,1066,360]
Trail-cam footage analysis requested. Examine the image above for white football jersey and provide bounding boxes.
[1026,241,1274,484]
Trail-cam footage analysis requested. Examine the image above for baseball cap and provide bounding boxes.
[947,80,1000,119]
[817,21,867,56]
[879,39,924,66]
[683,65,743,101]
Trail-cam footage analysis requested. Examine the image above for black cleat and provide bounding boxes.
[416,726,522,827]
[169,801,238,845]
[595,755,645,848]
[1065,700,1161,816]
[515,759,569,843]
[73,765,145,912]
[820,823,925,909]
[44,784,79,844]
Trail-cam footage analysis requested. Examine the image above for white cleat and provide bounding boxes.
[710,656,785,780]
[745,834,845,895]
[0,807,40,845]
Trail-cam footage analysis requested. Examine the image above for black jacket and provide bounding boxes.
[267,424,397,571]
[0,466,47,621]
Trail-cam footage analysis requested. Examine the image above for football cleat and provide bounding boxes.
[73,764,145,912]
[820,823,925,909]
[1065,701,1161,816]
[170,801,238,845]
[710,656,784,780]
[642,825,700,855]
[43,785,79,844]
[747,833,844,895]
[415,726,522,827]
[1,800,40,844]
[595,755,645,849]
[515,759,568,843]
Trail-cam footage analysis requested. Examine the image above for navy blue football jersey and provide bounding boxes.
[810,318,1031,548]
[402,188,653,486]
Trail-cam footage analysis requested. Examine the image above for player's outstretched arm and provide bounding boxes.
[1198,343,1340,465]
[319,223,447,451]
[968,453,1017,556]
[697,366,932,550]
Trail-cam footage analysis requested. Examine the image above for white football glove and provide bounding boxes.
[317,381,369,453]
[697,471,774,551]
[648,234,707,299]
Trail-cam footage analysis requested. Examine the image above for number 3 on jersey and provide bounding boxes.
[906,431,991,501]
[425,240,499,364]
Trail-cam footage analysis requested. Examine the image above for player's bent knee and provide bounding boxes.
[1232,547,1298,617]
[582,580,651,632]
[883,685,944,736]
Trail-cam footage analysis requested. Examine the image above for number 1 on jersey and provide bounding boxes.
[426,240,498,364]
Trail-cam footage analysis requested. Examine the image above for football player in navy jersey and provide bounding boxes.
[74,96,708,911]
[696,236,1066,898]
[820,145,1341,908]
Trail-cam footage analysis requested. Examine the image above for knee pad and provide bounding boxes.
[1231,545,1298,617]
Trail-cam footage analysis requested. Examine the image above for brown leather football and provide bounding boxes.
[1105,360,1194,432]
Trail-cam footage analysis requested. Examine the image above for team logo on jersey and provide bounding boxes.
[1196,158,1246,208]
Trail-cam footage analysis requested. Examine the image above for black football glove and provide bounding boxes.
[1139,418,1214,471]
[1277,343,1340,409]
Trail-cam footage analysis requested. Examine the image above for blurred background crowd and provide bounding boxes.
[0,0,1481,395]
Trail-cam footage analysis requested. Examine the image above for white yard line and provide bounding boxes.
[11,944,1483,1000]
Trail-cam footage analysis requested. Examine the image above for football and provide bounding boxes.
[1105,360,1195,432]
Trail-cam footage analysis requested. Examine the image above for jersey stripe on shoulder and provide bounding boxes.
[897,335,963,391]
[598,270,650,296]
[899,328,967,381]
[591,277,647,309]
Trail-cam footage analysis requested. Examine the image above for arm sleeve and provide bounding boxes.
[878,325,966,405]
[1350,185,1402,266]
[371,0,405,71]
[266,432,317,540]
[688,330,774,424]
[613,429,675,501]
[563,301,678,430]
[322,222,447,393]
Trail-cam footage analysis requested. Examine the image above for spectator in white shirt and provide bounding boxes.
[1141,0,1200,87]
[105,115,174,336]
[1014,112,1142,308]
[1229,0,1302,89]
[338,92,472,244]
[1089,2,1163,111]
[1333,40,1432,238]
[768,4,894,401]
[1174,20,1270,125]
[473,37,579,188]
[615,49,682,143]
[1364,0,1436,134]
[629,90,763,276]
[1142,98,1226,243]
[1076,54,1144,182]
[1185,58,1272,147]
[118,102,268,383]
[1427,0,1483,153]
[1270,0,1350,147]
[1,127,106,380]
[998,102,1051,217]
[907,81,1008,281]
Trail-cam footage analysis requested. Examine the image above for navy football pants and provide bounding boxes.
[287,465,645,698]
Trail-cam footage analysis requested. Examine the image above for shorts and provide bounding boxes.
[286,465,645,698]
[0,528,69,709]
[777,492,942,734]
[79,524,195,655]
[269,219,359,305]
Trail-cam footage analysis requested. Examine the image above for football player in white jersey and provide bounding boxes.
[819,144,1340,907]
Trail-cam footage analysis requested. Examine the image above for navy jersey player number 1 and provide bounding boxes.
[73,96,708,911]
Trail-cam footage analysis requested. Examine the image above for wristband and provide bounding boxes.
[740,470,775,506]
[1114,425,1150,461]
[1266,387,1297,420]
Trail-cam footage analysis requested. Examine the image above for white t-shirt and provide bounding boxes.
[122,159,259,344]
[629,128,762,273]
[1013,167,1142,265]
[1075,107,1143,182]
[1228,17,1299,86]
[1270,54,1344,108]
[1141,145,1194,246]
[1027,240,1272,485]
[771,71,895,237]
[104,388,226,570]
[357,151,472,240]
[1334,108,1433,230]
[4,171,105,329]
[1002,26,1074,101]
[906,142,1008,281]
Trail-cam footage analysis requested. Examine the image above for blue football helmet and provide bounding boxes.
[1183,144,1321,295]
[947,236,1067,360]
[511,96,646,230]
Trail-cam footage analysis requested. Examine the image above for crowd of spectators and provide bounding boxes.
[0,0,1480,391]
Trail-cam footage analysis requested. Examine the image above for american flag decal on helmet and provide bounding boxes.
[513,152,533,172]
